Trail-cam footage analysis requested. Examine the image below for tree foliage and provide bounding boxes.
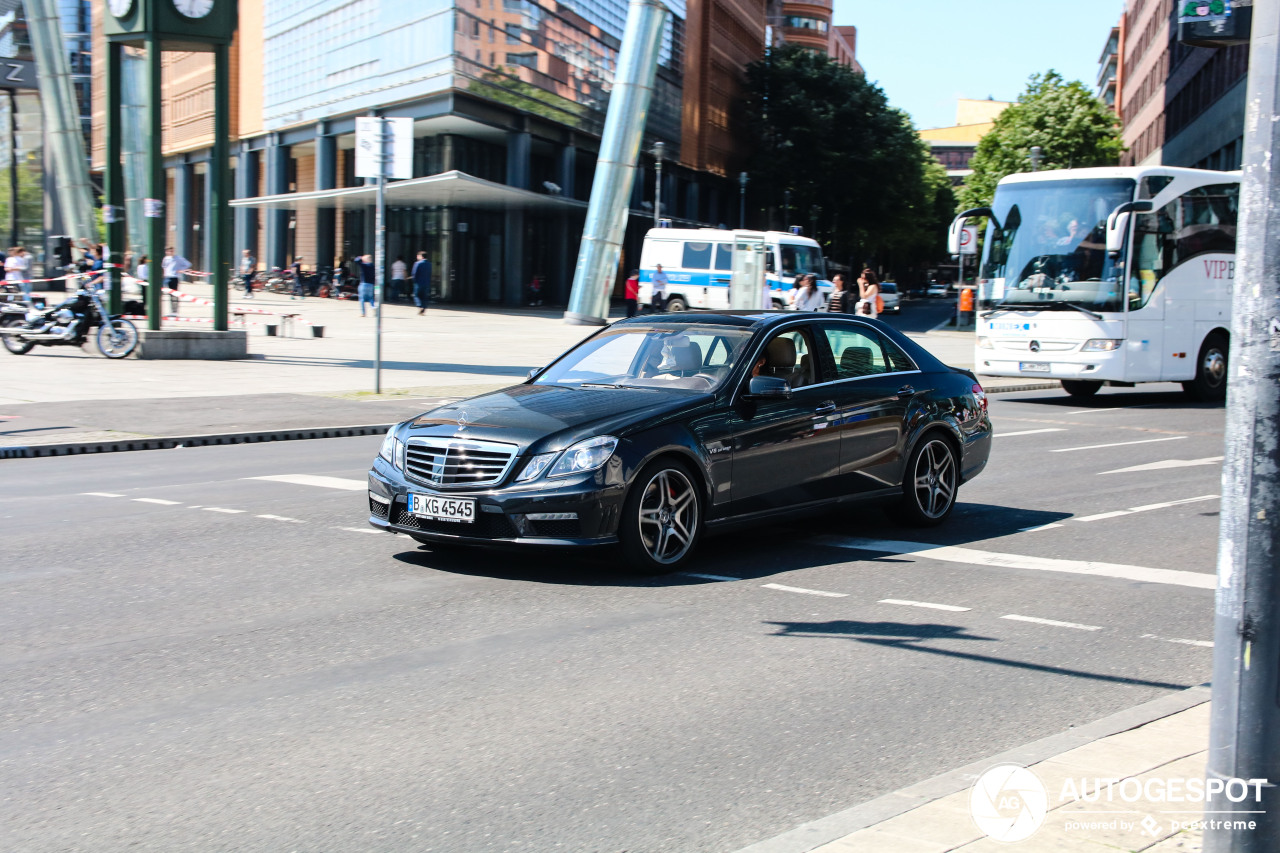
[739,45,953,270]
[958,71,1124,211]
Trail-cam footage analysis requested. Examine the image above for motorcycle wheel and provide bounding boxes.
[0,317,33,354]
[97,318,139,359]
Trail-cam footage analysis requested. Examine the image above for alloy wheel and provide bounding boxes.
[637,468,699,565]
[912,439,957,520]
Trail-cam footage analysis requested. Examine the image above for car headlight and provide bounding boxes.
[1082,338,1123,352]
[378,426,405,470]
[548,436,618,478]
[515,451,558,482]
[976,336,993,349]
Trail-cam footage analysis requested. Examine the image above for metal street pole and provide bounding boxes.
[145,34,164,330]
[739,171,748,228]
[652,141,664,225]
[7,89,16,250]
[1205,2,1280,850]
[104,41,125,315]
[375,118,386,395]
[211,42,230,332]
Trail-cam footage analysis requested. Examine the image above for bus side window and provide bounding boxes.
[683,242,713,270]
[765,250,775,273]
[1131,202,1177,309]
[715,243,733,271]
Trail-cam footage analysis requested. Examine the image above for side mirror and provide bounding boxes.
[948,207,995,255]
[527,368,539,380]
[745,375,792,400]
[1106,201,1153,256]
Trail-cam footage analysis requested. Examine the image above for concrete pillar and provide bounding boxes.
[263,135,290,270]
[504,208,524,305]
[440,207,455,301]
[234,145,258,264]
[558,143,576,199]
[315,130,337,269]
[174,162,194,260]
[441,134,456,172]
[506,130,530,190]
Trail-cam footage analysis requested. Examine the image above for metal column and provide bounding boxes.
[563,0,668,325]
[211,42,230,331]
[145,34,164,329]
[104,41,125,314]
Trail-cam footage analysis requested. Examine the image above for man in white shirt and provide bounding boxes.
[162,247,192,313]
[5,246,30,299]
[390,256,408,302]
[650,264,669,311]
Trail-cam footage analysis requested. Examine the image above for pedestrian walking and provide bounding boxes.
[358,253,376,316]
[391,256,407,302]
[411,251,432,314]
[650,263,669,311]
[135,254,150,306]
[239,249,256,298]
[792,273,825,311]
[624,269,639,317]
[857,268,881,319]
[825,273,853,313]
[5,247,30,299]
[162,247,191,313]
[291,255,306,299]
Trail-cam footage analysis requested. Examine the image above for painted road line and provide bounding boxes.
[879,598,971,612]
[1142,633,1213,649]
[1100,456,1224,475]
[257,514,305,523]
[1052,436,1187,453]
[1074,494,1219,523]
[133,498,181,506]
[249,474,367,491]
[1002,614,1103,631]
[338,526,382,535]
[683,573,740,582]
[1065,407,1123,415]
[203,507,246,514]
[817,537,1216,590]
[996,428,1067,438]
[762,583,849,598]
[82,492,125,497]
[1019,523,1065,532]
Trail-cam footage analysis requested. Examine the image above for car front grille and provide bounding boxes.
[404,438,516,488]
[393,501,517,539]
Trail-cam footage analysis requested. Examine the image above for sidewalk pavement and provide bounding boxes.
[0,283,1058,453]
[740,687,1214,853]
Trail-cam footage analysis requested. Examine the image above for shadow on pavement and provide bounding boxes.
[1002,386,1224,411]
[247,355,534,376]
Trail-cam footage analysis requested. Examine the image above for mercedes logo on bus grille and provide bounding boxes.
[1029,340,1041,353]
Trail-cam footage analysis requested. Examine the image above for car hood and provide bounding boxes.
[405,383,704,452]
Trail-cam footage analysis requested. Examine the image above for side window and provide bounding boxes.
[756,328,817,388]
[714,243,733,271]
[1178,183,1237,258]
[682,242,713,270]
[880,335,917,372]
[819,325,890,380]
[1131,183,1238,309]
[1131,203,1176,309]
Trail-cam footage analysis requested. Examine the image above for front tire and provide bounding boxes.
[1061,380,1102,400]
[1183,332,1228,402]
[894,434,959,527]
[97,319,138,359]
[0,317,33,354]
[664,295,687,313]
[620,459,702,573]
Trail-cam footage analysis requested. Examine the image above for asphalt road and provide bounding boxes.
[0,384,1223,852]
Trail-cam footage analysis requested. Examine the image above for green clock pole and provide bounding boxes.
[211,41,229,331]
[145,33,163,330]
[104,41,125,316]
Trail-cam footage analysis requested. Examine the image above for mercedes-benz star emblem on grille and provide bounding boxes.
[1029,340,1041,353]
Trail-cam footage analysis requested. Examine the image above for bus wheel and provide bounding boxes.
[1183,332,1229,403]
[664,296,687,312]
[1061,380,1101,399]
[771,299,786,310]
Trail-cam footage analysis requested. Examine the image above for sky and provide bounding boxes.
[830,0,1126,131]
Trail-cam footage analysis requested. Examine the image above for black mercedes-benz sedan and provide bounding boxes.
[367,312,992,573]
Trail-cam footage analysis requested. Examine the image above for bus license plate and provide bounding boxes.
[1019,362,1051,373]
[408,493,475,523]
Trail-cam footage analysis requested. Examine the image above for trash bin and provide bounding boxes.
[264,323,278,336]
[311,325,324,338]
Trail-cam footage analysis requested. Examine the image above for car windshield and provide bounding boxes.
[535,324,756,391]
[980,177,1135,313]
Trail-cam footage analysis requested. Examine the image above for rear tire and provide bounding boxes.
[619,458,702,574]
[664,296,687,313]
[894,434,959,527]
[1061,380,1102,400]
[0,316,32,354]
[1183,332,1228,402]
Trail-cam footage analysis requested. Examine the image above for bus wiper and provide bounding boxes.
[1050,302,1104,320]
[980,301,1023,318]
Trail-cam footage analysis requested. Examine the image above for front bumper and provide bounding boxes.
[367,457,625,547]
[975,345,1126,382]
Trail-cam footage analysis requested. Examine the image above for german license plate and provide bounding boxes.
[407,493,475,523]
[1019,362,1051,373]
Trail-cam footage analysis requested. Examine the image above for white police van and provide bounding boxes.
[637,226,830,311]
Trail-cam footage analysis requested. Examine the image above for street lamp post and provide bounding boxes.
[1029,145,1044,171]
[783,189,791,230]
[738,171,748,228]
[652,141,665,225]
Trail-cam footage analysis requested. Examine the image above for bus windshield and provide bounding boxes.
[779,244,825,279]
[980,177,1135,313]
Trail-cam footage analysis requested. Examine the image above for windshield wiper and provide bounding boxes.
[981,301,1025,318]
[580,382,626,389]
[1047,301,1104,320]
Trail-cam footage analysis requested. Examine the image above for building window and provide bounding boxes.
[506,52,537,69]
[783,16,828,33]
[505,23,522,43]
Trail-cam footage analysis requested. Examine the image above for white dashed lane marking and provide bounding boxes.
[995,428,1066,438]
[202,507,246,514]
[1002,614,1103,632]
[257,514,305,523]
[248,474,367,491]
[1142,633,1213,648]
[133,498,181,505]
[82,492,124,497]
[337,527,382,535]
[879,599,971,612]
[1100,456,1224,475]
[762,583,849,598]
[1073,494,1219,523]
[1051,436,1186,453]
[1019,523,1064,533]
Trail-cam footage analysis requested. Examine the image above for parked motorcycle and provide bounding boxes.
[0,287,139,358]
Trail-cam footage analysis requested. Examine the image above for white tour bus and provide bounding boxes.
[950,166,1238,400]
[637,227,831,311]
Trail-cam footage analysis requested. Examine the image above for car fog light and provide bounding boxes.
[526,512,578,521]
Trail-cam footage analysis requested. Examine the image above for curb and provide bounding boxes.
[731,683,1212,853]
[982,381,1062,394]
[0,423,394,460]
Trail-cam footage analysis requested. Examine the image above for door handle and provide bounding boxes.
[896,385,915,396]
[814,402,837,415]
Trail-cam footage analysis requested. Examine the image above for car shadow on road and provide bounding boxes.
[389,501,1071,588]
[246,354,534,376]
[1006,386,1224,410]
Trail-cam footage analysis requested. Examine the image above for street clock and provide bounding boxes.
[104,0,237,49]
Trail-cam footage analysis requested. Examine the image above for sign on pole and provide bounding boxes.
[354,116,413,180]
[959,224,979,255]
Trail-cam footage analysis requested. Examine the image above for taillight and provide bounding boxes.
[971,383,987,412]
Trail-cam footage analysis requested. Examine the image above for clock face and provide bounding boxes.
[172,0,214,18]
[109,0,133,17]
